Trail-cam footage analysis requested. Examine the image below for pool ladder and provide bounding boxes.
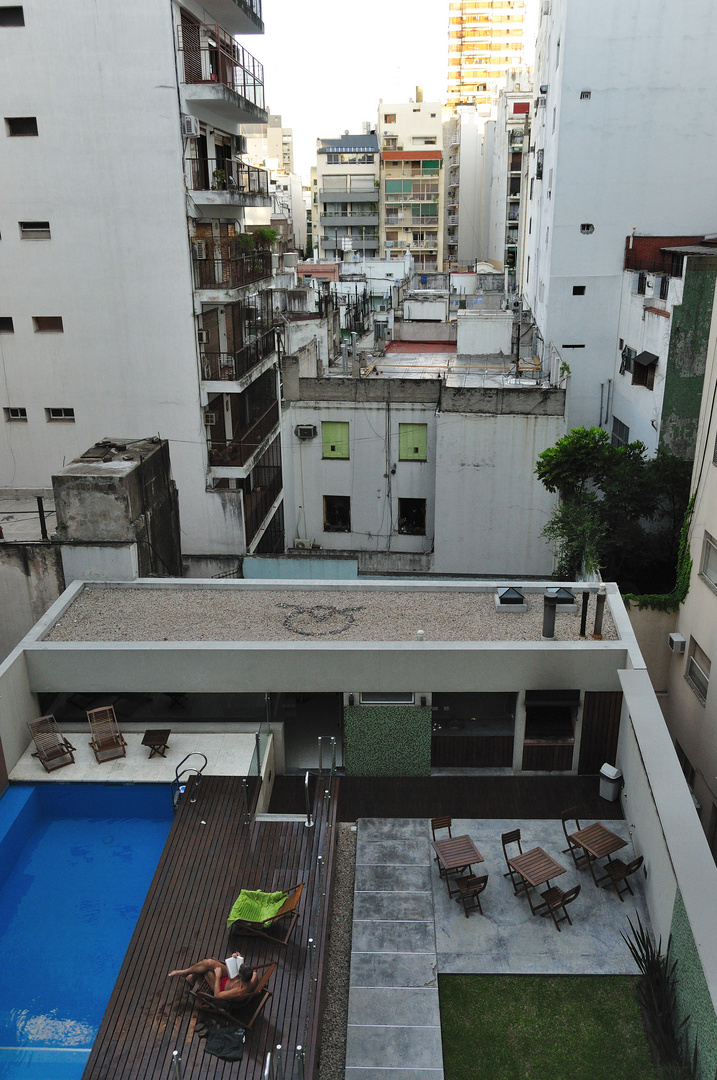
[171,753,207,810]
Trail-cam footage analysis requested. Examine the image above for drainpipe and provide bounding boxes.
[592,585,607,639]
[542,593,557,640]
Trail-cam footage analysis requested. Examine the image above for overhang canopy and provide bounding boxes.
[634,351,658,367]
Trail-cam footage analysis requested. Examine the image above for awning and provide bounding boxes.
[634,350,658,367]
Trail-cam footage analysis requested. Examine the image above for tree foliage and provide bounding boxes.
[535,427,692,594]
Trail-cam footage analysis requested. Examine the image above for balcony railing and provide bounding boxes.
[202,328,277,381]
[244,467,282,545]
[447,215,458,225]
[208,399,279,467]
[320,210,378,217]
[387,216,439,227]
[177,22,264,110]
[186,157,268,195]
[192,240,272,290]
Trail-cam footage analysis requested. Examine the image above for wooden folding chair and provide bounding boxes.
[603,855,644,901]
[228,883,304,946]
[87,706,127,763]
[560,806,591,870]
[454,874,488,918]
[27,715,76,772]
[540,883,581,931]
[190,960,276,1030]
[502,829,526,894]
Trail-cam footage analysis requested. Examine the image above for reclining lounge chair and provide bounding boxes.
[87,706,127,763]
[227,884,305,946]
[27,715,76,772]
[189,960,277,1030]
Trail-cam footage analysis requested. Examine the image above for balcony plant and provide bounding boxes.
[212,168,226,190]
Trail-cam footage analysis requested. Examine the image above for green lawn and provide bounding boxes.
[439,974,657,1080]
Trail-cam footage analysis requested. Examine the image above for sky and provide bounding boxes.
[248,0,452,182]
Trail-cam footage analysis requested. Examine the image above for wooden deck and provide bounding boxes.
[270,773,624,822]
[83,774,337,1080]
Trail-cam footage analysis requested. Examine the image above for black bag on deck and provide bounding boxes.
[203,1025,246,1062]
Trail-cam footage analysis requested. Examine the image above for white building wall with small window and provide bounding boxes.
[665,284,717,858]
[521,0,717,430]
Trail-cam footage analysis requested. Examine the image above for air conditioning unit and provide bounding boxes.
[537,96,547,108]
[294,424,317,440]
[203,410,218,426]
[668,632,686,654]
[293,539,313,550]
[197,330,211,345]
[182,114,200,138]
[235,134,247,155]
[193,241,208,259]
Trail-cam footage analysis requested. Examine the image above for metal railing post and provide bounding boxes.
[304,771,314,828]
[171,1050,184,1079]
[294,1045,305,1080]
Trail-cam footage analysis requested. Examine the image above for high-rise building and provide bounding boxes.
[314,134,380,261]
[447,0,526,109]
[0,0,287,568]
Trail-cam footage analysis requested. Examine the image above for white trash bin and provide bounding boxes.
[599,762,622,801]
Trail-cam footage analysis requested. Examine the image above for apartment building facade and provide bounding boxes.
[377,99,444,273]
[0,0,289,567]
[521,0,717,430]
[447,0,526,110]
[314,134,380,262]
[485,76,532,286]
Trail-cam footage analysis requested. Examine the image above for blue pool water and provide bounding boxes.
[0,784,173,1079]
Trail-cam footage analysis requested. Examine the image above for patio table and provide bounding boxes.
[508,847,566,914]
[570,822,628,885]
[431,835,484,898]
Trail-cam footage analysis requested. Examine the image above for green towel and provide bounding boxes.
[226,889,288,929]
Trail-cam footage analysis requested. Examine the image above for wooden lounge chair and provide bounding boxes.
[27,715,76,772]
[539,883,581,931]
[501,829,526,894]
[560,806,592,870]
[455,874,488,917]
[87,706,127,763]
[190,960,276,1030]
[228,883,304,946]
[602,855,644,901]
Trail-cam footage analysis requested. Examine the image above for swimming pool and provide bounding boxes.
[0,784,173,1079]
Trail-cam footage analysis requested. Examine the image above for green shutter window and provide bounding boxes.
[398,423,427,461]
[402,180,413,193]
[422,203,438,217]
[322,421,350,459]
[422,160,440,171]
[385,180,402,193]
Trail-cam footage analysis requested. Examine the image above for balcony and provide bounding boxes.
[178,23,267,125]
[243,464,282,546]
[203,0,263,35]
[319,211,379,227]
[208,399,279,468]
[202,328,277,384]
[321,235,379,248]
[192,239,272,295]
[387,215,439,227]
[186,157,270,208]
[319,189,378,203]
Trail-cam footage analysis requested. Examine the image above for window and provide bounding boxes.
[33,316,63,332]
[0,316,14,333]
[632,351,657,390]
[560,344,585,349]
[659,275,670,300]
[701,533,717,591]
[526,256,530,283]
[383,113,396,124]
[686,638,710,703]
[46,407,74,421]
[322,420,349,459]
[20,220,50,239]
[0,6,24,24]
[536,148,543,179]
[580,223,594,234]
[323,494,350,532]
[675,741,696,789]
[397,498,426,535]
[636,272,647,295]
[580,90,591,100]
[5,116,37,136]
[4,407,27,421]
[552,106,556,132]
[573,285,586,296]
[513,101,529,114]
[620,345,636,374]
[611,416,629,447]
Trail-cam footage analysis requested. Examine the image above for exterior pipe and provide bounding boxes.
[542,594,557,639]
[593,585,607,639]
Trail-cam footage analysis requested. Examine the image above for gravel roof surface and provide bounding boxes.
[45,587,618,642]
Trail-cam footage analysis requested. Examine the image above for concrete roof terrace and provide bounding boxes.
[44,581,618,643]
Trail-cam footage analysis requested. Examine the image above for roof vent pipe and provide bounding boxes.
[542,593,557,639]
[592,585,607,639]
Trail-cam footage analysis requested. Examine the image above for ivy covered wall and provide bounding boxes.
[670,888,717,1080]
[344,705,432,776]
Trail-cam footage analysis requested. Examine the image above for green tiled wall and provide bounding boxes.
[344,705,432,776]
[670,887,717,1080]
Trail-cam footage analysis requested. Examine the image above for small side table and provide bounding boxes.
[141,728,171,758]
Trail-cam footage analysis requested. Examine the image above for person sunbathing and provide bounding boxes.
[168,954,259,1000]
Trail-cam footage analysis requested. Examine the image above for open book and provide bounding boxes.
[224,954,244,980]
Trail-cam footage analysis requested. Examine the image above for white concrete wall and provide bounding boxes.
[522,0,717,429]
[456,312,513,355]
[0,648,39,774]
[404,300,448,322]
[456,109,489,267]
[0,0,266,557]
[377,101,444,149]
[432,412,560,576]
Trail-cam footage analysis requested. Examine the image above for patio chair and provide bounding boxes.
[560,806,591,870]
[431,816,452,842]
[454,874,488,918]
[539,883,581,931]
[189,960,276,1030]
[501,829,526,894]
[602,855,644,901]
[87,706,127,763]
[27,715,76,772]
[227,883,304,946]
